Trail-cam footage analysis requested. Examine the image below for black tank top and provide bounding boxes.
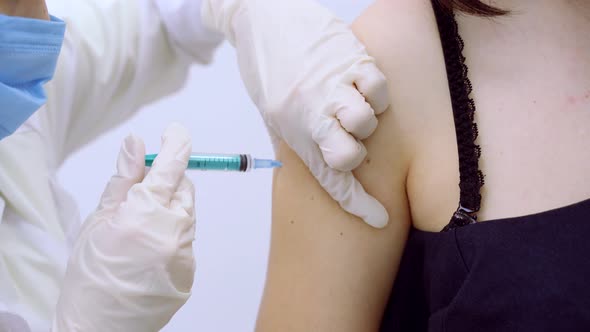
[380,2,590,331]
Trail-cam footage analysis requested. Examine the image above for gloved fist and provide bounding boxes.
[202,0,390,228]
[52,124,196,332]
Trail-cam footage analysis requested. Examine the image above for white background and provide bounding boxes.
[56,1,372,331]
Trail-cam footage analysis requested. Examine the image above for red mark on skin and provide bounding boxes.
[567,95,578,105]
[565,90,590,107]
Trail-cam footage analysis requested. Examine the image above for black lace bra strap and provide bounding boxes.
[431,1,485,231]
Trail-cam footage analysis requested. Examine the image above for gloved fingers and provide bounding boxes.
[169,176,196,222]
[350,61,390,115]
[163,176,196,294]
[166,247,196,294]
[330,84,378,140]
[309,162,389,228]
[312,116,367,172]
[97,134,146,215]
[142,123,192,206]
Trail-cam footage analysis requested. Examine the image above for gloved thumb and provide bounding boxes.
[96,134,146,215]
[264,123,281,154]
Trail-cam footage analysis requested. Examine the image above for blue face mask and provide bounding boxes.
[0,14,65,140]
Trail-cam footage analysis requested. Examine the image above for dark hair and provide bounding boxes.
[436,0,508,16]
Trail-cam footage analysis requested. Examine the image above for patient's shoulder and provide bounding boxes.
[352,0,462,229]
[352,0,443,72]
[352,0,456,155]
[352,0,453,138]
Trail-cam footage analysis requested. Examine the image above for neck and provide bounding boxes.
[0,0,49,20]
[463,0,590,42]
[486,0,590,18]
[458,0,590,99]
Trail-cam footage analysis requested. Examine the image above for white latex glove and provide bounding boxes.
[52,124,196,332]
[202,0,390,228]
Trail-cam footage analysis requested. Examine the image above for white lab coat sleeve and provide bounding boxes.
[42,0,223,167]
[153,0,225,61]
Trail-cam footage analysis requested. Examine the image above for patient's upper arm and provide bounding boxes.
[256,1,446,330]
[256,102,412,331]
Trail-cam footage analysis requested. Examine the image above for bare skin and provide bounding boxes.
[0,0,49,20]
[256,0,590,331]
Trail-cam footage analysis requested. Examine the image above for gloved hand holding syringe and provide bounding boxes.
[145,153,282,171]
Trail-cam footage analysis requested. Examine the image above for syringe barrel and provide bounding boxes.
[145,153,252,172]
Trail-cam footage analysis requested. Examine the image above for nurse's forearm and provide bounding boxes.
[0,0,49,20]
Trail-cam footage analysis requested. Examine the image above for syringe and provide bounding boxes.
[145,153,282,172]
